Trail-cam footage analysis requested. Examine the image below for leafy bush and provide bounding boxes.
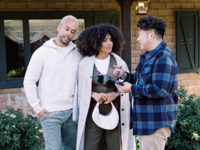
[167,87,200,150]
[135,136,139,150]
[0,108,44,150]
[7,67,25,79]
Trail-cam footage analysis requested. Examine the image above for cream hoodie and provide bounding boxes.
[23,38,82,114]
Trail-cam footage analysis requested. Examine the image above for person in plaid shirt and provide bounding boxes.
[114,16,178,150]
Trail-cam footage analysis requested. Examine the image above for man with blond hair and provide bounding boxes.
[24,15,82,150]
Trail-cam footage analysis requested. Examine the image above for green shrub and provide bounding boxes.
[7,67,25,79]
[0,108,44,150]
[167,87,200,150]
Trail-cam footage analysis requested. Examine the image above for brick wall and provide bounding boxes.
[0,0,120,11]
[0,88,35,115]
[130,0,200,96]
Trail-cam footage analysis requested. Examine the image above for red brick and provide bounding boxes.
[163,36,173,42]
[166,16,175,23]
[131,44,136,50]
[166,3,180,8]
[0,2,6,9]
[187,80,196,86]
[47,2,65,8]
[178,73,189,81]
[2,88,21,94]
[28,2,46,8]
[84,2,101,9]
[195,79,200,85]
[11,93,26,101]
[131,58,136,64]
[101,2,118,9]
[173,36,176,42]
[136,57,140,63]
[0,94,7,102]
[166,23,173,29]
[173,0,187,2]
[181,80,188,86]
[94,0,109,1]
[7,2,26,8]
[131,64,138,71]
[136,43,140,50]
[2,102,9,109]
[76,0,92,1]
[37,9,56,11]
[147,9,158,15]
[181,3,195,8]
[66,2,83,9]
[167,42,176,49]
[131,37,137,43]
[18,9,37,11]
[165,29,176,36]
[131,23,139,30]
[131,50,143,57]
[150,3,165,9]
[134,15,145,23]
[158,9,173,16]
[196,3,200,8]
[159,0,172,2]
[131,30,137,36]
[188,0,200,2]
[178,81,181,87]
[188,73,200,79]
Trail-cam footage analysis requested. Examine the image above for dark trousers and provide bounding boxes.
[84,98,122,150]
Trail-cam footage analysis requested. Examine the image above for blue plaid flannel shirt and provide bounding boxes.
[125,40,178,135]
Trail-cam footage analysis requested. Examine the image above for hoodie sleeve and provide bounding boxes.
[23,49,44,114]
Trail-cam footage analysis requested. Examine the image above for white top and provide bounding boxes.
[94,54,110,74]
[56,42,74,58]
[23,38,82,114]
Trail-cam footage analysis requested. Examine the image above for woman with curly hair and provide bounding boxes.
[73,23,135,150]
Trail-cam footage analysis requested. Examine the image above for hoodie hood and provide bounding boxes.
[43,38,77,51]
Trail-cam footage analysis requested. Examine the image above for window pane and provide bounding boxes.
[29,19,85,54]
[4,20,25,79]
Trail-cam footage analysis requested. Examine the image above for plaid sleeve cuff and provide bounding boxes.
[124,72,134,83]
[131,84,139,97]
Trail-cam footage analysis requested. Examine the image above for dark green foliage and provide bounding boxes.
[167,87,200,150]
[7,67,25,79]
[0,108,44,150]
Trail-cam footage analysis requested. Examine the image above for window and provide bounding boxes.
[0,11,120,89]
[176,11,200,73]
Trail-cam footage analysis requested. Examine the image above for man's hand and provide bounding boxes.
[38,109,51,118]
[113,65,127,80]
[115,82,132,93]
[92,92,105,104]
[102,92,120,104]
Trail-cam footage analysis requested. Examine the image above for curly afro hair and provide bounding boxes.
[137,15,167,39]
[77,23,125,57]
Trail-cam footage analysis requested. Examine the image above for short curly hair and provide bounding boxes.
[77,23,125,57]
[137,15,167,39]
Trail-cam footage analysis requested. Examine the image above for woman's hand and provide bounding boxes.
[91,92,105,104]
[102,92,120,104]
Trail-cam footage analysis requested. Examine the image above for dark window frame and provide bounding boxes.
[0,11,94,89]
[0,11,120,89]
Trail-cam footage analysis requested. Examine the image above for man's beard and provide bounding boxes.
[59,35,71,45]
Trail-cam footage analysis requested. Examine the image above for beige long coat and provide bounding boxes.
[73,52,136,150]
